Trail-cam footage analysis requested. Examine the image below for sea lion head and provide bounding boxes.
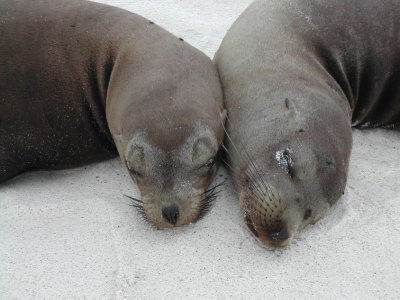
[108,71,226,228]
[110,100,227,228]
[119,122,225,228]
[233,96,352,248]
[107,44,227,227]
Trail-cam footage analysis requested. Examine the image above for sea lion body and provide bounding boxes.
[215,0,400,247]
[1,0,226,228]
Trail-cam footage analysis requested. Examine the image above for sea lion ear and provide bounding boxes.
[125,145,146,175]
[220,108,227,122]
[192,137,215,166]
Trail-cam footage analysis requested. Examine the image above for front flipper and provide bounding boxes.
[0,146,27,183]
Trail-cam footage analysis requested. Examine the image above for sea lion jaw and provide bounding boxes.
[239,167,302,248]
[137,185,207,229]
[237,137,344,248]
[122,126,221,228]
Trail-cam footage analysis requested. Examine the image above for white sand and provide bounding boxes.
[1,1,400,299]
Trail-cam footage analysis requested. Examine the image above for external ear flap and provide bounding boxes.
[220,108,227,123]
[125,145,146,175]
[192,138,215,166]
[284,98,299,116]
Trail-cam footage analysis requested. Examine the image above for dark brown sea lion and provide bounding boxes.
[215,0,400,247]
[0,0,226,228]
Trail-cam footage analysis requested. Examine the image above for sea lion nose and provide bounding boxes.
[162,204,180,225]
[266,224,289,242]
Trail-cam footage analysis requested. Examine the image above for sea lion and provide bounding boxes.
[0,0,226,228]
[215,0,400,247]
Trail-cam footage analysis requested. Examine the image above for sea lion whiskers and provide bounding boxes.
[221,116,269,189]
[221,116,278,202]
[197,181,225,220]
[221,133,283,223]
[124,194,143,204]
[124,194,151,224]
[221,115,292,245]
[221,140,278,220]
[221,141,267,200]
[221,156,265,201]
[221,154,263,199]
[125,181,225,225]
[200,181,225,197]
[220,157,234,172]
[217,115,262,191]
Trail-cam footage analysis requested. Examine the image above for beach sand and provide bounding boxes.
[1,1,399,299]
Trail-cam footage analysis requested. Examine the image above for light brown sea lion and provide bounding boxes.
[215,0,400,247]
[0,0,226,228]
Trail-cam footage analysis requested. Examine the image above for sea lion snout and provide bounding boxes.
[162,204,180,225]
[120,128,224,228]
[266,223,289,243]
[138,187,216,228]
[241,193,296,248]
[243,200,301,248]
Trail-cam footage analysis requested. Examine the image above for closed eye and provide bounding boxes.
[197,148,221,171]
[129,167,143,178]
[205,158,215,168]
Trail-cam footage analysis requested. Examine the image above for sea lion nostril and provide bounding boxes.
[304,209,312,220]
[162,205,180,225]
[267,225,289,242]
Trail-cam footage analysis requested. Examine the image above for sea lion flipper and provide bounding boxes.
[0,147,25,183]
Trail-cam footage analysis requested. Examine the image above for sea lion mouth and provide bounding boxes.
[124,181,224,228]
[262,221,291,248]
[125,194,188,228]
[240,176,293,248]
[244,212,292,248]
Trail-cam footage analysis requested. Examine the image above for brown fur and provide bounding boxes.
[0,0,226,227]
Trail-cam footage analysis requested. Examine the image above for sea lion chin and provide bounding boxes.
[0,0,226,228]
[215,0,399,247]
